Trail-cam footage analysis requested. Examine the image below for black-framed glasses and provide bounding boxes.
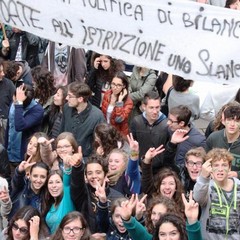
[63,226,84,234]
[12,222,29,235]
[111,83,123,88]
[187,161,203,167]
[167,118,179,124]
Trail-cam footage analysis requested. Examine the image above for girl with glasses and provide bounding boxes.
[50,211,91,240]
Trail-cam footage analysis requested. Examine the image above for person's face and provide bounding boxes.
[223,117,240,135]
[48,174,63,198]
[185,155,203,181]
[151,203,167,227]
[0,65,5,81]
[56,139,74,159]
[143,99,160,123]
[26,136,38,156]
[12,219,29,240]
[112,206,126,233]
[158,222,180,240]
[108,152,126,172]
[62,218,85,240]
[211,159,230,183]
[100,55,111,70]
[86,163,105,188]
[30,167,48,194]
[160,176,176,199]
[167,114,181,132]
[111,77,125,95]
[66,91,79,108]
[229,0,240,9]
[54,88,64,106]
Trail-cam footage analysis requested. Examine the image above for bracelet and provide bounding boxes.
[121,216,131,222]
[130,151,139,158]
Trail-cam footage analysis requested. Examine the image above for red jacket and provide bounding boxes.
[102,90,133,136]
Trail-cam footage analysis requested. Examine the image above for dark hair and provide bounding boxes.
[7,206,49,240]
[153,213,187,240]
[111,71,129,102]
[154,168,184,218]
[172,75,193,92]
[225,0,239,8]
[46,170,63,210]
[68,82,92,102]
[4,60,20,80]
[31,66,56,105]
[13,84,35,108]
[169,105,191,127]
[94,123,125,157]
[235,88,240,103]
[51,211,91,240]
[143,91,160,105]
[85,154,108,176]
[145,196,178,234]
[224,105,240,120]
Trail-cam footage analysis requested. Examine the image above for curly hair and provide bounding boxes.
[31,66,56,105]
[153,213,187,240]
[206,148,234,166]
[94,123,125,157]
[145,196,179,235]
[153,168,185,219]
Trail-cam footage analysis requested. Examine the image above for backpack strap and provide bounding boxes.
[165,86,174,105]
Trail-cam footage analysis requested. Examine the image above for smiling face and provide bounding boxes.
[108,152,126,172]
[112,206,126,233]
[48,173,63,198]
[143,99,161,124]
[85,163,105,189]
[151,203,167,228]
[185,155,203,181]
[160,176,176,199]
[30,167,48,194]
[26,136,38,156]
[56,139,74,160]
[158,222,180,240]
[211,159,230,183]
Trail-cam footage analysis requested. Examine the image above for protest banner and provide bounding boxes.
[0,0,240,85]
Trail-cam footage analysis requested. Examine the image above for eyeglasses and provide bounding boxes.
[187,161,203,167]
[111,83,123,88]
[12,223,28,235]
[63,226,84,234]
[57,145,72,150]
[167,118,179,124]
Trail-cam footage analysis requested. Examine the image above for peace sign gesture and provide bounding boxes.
[135,194,147,220]
[119,194,138,221]
[38,137,54,147]
[95,177,108,203]
[18,156,36,173]
[127,133,139,160]
[144,145,165,164]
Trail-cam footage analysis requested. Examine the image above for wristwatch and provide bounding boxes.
[15,100,23,105]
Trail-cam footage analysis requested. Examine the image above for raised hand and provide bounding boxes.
[38,137,54,147]
[182,191,199,225]
[127,133,139,153]
[135,194,147,220]
[95,178,107,203]
[0,186,10,203]
[201,158,212,179]
[144,145,165,164]
[94,57,101,69]
[18,156,36,173]
[68,146,83,167]
[119,194,137,221]
[15,84,27,102]
[118,88,128,102]
[29,216,40,239]
[171,129,189,144]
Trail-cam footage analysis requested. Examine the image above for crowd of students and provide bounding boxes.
[0,1,240,240]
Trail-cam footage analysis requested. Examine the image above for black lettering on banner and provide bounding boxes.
[80,23,166,61]
[167,54,191,73]
[197,49,240,80]
[157,9,173,25]
[0,0,43,29]
[182,8,240,39]
[81,0,143,21]
[52,18,73,38]
[62,0,71,3]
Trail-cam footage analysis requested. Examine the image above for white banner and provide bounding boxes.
[0,0,240,85]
